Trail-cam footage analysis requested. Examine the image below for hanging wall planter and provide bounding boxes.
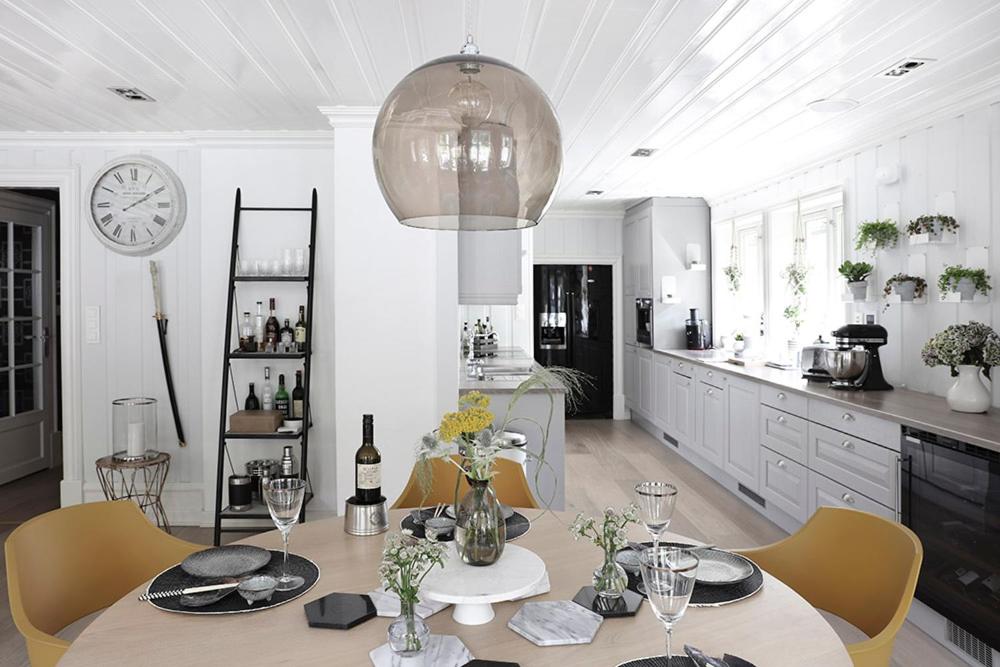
[855,219,900,255]
[938,265,991,302]
[906,214,958,243]
[837,260,873,301]
[883,273,927,302]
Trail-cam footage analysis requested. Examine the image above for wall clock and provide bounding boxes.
[86,155,187,256]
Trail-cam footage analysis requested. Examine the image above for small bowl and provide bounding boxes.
[237,575,278,606]
[424,516,456,541]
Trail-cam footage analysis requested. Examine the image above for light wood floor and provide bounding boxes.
[1,421,966,666]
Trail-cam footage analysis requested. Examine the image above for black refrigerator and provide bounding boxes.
[533,265,613,418]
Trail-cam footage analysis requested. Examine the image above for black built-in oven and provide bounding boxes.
[635,298,652,347]
[901,425,1000,653]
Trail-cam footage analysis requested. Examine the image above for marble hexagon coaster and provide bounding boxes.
[303,592,377,629]
[369,634,473,667]
[507,600,604,647]
[366,586,450,619]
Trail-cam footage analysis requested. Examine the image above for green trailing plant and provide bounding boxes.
[906,214,959,236]
[854,220,900,253]
[781,261,808,335]
[723,264,742,294]
[883,273,927,299]
[837,260,874,283]
[733,333,745,342]
[922,321,1000,378]
[937,265,992,296]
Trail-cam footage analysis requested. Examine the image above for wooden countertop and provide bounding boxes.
[655,348,1000,453]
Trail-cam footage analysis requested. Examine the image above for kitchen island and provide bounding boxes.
[460,347,566,510]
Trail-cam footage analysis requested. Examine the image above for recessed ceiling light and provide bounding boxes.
[108,86,155,102]
[879,58,934,78]
[630,148,656,157]
[585,189,605,196]
[807,98,859,113]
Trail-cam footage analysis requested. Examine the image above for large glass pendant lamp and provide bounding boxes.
[373,36,562,231]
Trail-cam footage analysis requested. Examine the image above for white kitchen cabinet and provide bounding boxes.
[623,207,652,298]
[624,345,637,408]
[759,404,808,465]
[624,298,637,346]
[638,348,653,416]
[695,380,726,467]
[458,230,522,305]
[654,354,672,429]
[670,370,694,443]
[723,375,760,492]
[808,471,896,522]
[760,446,809,523]
[807,422,898,509]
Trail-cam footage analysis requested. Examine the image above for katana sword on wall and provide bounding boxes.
[149,261,187,448]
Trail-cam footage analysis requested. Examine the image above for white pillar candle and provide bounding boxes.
[127,421,145,457]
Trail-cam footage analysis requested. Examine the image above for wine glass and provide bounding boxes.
[634,481,678,550]
[263,477,307,591]
[639,546,700,666]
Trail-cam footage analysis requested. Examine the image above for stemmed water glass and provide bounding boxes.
[639,546,700,666]
[263,477,307,592]
[634,481,678,550]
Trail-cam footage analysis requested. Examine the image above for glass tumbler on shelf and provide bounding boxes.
[268,258,282,276]
[293,248,307,276]
[112,397,158,461]
[281,248,294,276]
[239,258,255,277]
[639,546,700,666]
[263,477,307,592]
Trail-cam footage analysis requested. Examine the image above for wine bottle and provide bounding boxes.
[295,305,307,353]
[244,382,260,410]
[279,318,295,354]
[254,301,265,352]
[354,414,382,504]
[292,370,305,419]
[262,366,275,411]
[264,298,280,352]
[239,312,256,352]
[275,373,290,417]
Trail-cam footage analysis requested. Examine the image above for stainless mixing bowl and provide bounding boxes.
[824,349,867,380]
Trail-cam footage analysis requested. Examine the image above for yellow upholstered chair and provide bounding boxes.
[5,500,201,667]
[737,507,922,667]
[392,456,539,509]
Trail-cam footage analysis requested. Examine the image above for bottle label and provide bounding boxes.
[293,400,304,418]
[357,463,381,490]
[295,326,306,343]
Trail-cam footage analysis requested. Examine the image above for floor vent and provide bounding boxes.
[947,621,992,666]
[661,432,678,448]
[738,484,766,508]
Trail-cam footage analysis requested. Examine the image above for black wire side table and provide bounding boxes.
[95,452,171,533]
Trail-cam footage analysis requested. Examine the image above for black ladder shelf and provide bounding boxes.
[212,188,318,546]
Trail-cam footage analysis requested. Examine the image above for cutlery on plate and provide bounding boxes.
[684,644,729,667]
[627,541,717,552]
[139,582,239,602]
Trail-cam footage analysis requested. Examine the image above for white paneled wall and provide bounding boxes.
[711,100,1000,406]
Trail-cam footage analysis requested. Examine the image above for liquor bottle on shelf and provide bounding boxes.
[264,298,280,352]
[280,318,295,354]
[461,322,470,355]
[254,301,265,352]
[244,382,260,410]
[275,373,290,417]
[262,366,275,411]
[295,305,307,353]
[279,445,298,479]
[354,414,381,504]
[486,316,494,335]
[292,370,305,419]
[239,312,256,352]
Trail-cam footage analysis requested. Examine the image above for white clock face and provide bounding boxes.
[87,156,186,256]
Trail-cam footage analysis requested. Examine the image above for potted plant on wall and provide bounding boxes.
[732,332,746,358]
[855,219,900,255]
[837,260,874,301]
[938,265,992,301]
[883,273,927,302]
[922,321,1000,413]
[906,214,958,242]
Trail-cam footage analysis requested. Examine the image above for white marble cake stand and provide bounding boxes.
[420,544,547,625]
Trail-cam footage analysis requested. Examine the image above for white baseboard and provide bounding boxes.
[60,479,84,506]
[613,393,628,419]
[80,481,209,526]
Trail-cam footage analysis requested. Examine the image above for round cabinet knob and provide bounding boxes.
[777,460,787,469]
[777,392,786,400]
[841,493,856,505]
[707,371,714,378]
[706,388,714,396]
[841,413,855,422]
[776,415,787,424]
[841,439,854,449]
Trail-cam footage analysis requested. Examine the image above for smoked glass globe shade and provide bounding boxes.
[373,52,562,231]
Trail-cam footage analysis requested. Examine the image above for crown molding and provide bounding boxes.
[318,105,380,128]
[0,130,335,147]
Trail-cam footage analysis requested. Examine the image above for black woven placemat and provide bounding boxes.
[400,510,530,542]
[617,655,756,667]
[147,550,319,614]
[621,542,763,607]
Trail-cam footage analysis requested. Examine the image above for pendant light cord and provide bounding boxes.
[461,0,479,53]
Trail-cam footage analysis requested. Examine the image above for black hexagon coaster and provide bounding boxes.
[463,661,521,666]
[304,592,377,629]
[572,586,643,618]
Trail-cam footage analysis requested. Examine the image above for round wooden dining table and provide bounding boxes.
[60,510,852,666]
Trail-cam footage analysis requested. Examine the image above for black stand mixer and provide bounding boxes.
[826,324,893,391]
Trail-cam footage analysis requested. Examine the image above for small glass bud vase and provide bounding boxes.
[593,548,628,599]
[387,597,429,657]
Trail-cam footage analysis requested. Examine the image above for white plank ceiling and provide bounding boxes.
[1,0,999,201]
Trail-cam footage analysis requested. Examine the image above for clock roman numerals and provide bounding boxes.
[130,167,139,181]
[114,172,124,185]
[113,224,123,238]
[97,202,111,208]
[157,202,170,208]
[100,213,113,225]
[153,215,166,226]
[130,228,136,243]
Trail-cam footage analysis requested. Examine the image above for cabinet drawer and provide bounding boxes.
[672,359,693,377]
[759,386,807,417]
[760,446,808,523]
[807,422,898,508]
[808,399,899,451]
[759,405,807,465]
[696,365,726,388]
[808,471,896,522]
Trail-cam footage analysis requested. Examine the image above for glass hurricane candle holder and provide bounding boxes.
[112,397,158,461]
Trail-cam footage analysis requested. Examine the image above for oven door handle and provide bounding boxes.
[896,453,913,524]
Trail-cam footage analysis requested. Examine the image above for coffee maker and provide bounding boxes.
[826,324,893,391]
[685,308,711,350]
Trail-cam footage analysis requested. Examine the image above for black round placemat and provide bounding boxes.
[400,510,530,542]
[620,542,764,607]
[617,654,756,667]
[147,550,319,615]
